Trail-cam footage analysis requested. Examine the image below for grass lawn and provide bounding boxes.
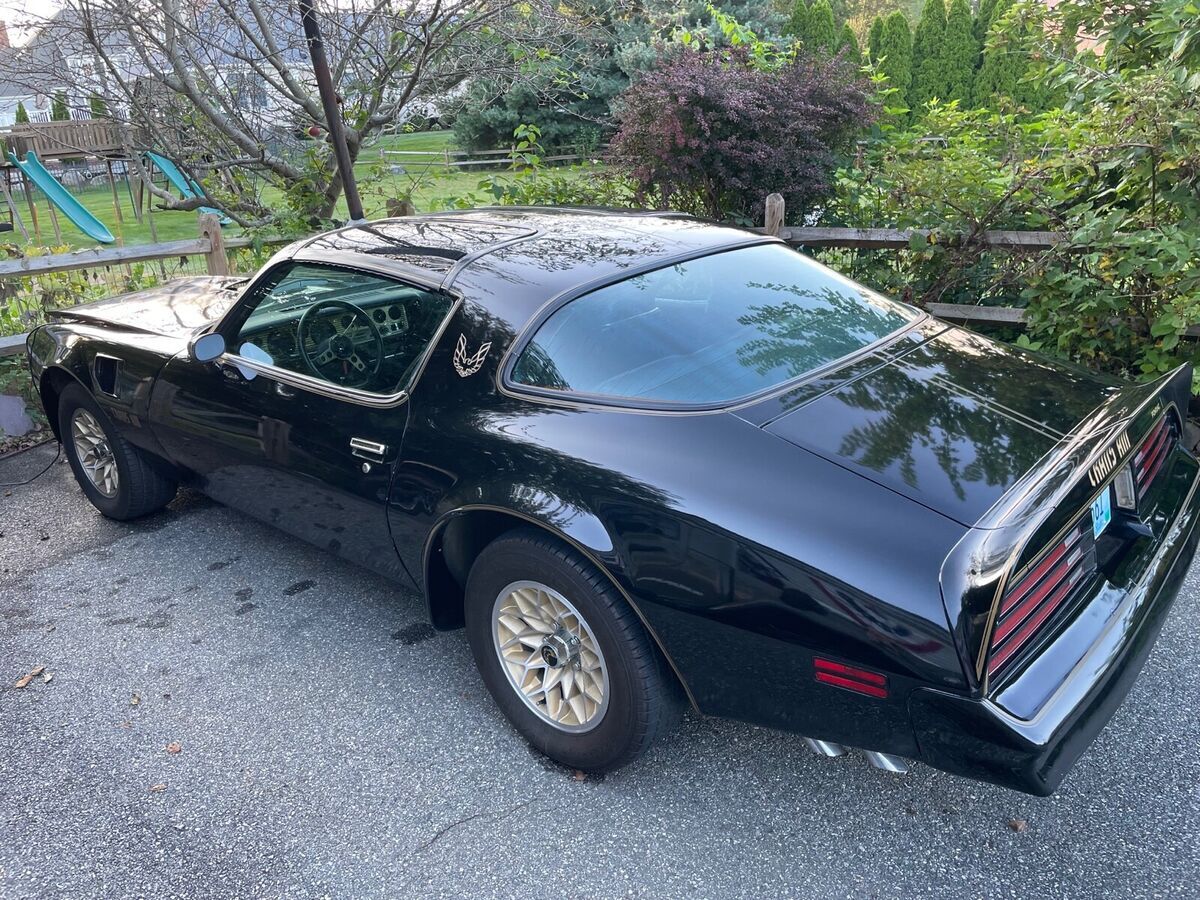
[4,131,599,252]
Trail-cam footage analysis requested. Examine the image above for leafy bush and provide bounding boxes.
[610,45,873,222]
[0,246,163,338]
[830,0,1200,388]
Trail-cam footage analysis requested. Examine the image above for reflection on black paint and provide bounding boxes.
[767,326,1120,521]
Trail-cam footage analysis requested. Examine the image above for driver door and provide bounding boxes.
[149,260,455,587]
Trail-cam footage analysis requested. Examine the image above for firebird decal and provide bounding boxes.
[453,334,492,378]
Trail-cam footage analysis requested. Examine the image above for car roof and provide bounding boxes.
[295,208,772,330]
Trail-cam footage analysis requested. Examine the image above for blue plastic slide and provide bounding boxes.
[144,151,232,225]
[7,151,116,244]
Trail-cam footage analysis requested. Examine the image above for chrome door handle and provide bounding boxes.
[350,437,387,462]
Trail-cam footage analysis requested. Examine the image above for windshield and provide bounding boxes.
[509,243,918,406]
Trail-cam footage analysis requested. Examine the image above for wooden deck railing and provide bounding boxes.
[0,118,138,159]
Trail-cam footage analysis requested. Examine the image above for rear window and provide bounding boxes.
[509,243,917,406]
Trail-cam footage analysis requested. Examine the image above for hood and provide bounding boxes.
[760,325,1123,526]
[48,276,244,338]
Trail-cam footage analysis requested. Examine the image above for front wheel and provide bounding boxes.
[58,382,178,520]
[464,527,683,772]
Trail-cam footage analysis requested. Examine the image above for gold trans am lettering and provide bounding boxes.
[1089,429,1132,487]
[453,334,492,378]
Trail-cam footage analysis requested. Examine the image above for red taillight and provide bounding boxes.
[813,657,888,698]
[1135,416,1174,500]
[987,521,1095,680]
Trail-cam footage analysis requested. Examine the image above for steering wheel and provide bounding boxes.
[297,299,384,388]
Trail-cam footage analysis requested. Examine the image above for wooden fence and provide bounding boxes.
[758,192,1200,341]
[0,214,285,357]
[758,192,1068,327]
[3,194,1183,356]
[380,144,606,171]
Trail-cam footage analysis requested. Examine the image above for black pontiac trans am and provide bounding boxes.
[23,209,1200,795]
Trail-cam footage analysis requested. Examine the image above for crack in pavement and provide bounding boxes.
[417,799,538,853]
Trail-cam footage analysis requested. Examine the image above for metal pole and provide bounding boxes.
[298,0,365,223]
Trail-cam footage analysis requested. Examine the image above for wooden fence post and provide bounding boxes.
[198,213,229,276]
[765,193,785,237]
[385,197,415,217]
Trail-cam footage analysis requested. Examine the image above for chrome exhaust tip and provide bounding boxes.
[863,750,909,773]
[802,737,846,758]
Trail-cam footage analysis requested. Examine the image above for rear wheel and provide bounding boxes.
[58,382,177,520]
[465,527,683,771]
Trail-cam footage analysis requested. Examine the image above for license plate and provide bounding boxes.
[1091,488,1113,538]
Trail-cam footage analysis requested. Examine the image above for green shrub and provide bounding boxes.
[831,0,1200,389]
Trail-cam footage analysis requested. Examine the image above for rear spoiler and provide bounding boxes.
[938,364,1193,690]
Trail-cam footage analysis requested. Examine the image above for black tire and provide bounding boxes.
[465,527,683,772]
[58,382,178,520]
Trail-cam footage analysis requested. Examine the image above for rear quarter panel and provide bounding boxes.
[390,318,969,747]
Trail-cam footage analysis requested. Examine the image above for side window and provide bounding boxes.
[509,243,914,407]
[232,263,453,394]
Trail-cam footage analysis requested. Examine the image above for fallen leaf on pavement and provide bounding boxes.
[150,783,167,793]
[165,741,182,755]
[14,665,46,689]
[1008,818,1029,833]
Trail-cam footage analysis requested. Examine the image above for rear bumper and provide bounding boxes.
[909,466,1200,796]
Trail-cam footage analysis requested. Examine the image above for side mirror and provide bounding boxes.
[189,332,226,363]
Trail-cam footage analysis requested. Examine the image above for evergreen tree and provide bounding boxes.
[878,12,913,106]
[942,0,978,104]
[15,100,29,124]
[51,91,69,121]
[867,15,885,62]
[807,0,837,52]
[974,0,1000,45]
[89,93,108,118]
[974,0,1036,109]
[972,0,1060,111]
[909,0,947,113]
[838,22,861,64]
[784,0,810,40]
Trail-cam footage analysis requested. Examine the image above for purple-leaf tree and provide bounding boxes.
[611,48,873,224]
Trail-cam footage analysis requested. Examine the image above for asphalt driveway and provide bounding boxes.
[2,442,1198,899]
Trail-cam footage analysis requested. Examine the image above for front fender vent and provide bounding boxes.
[93,355,120,397]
